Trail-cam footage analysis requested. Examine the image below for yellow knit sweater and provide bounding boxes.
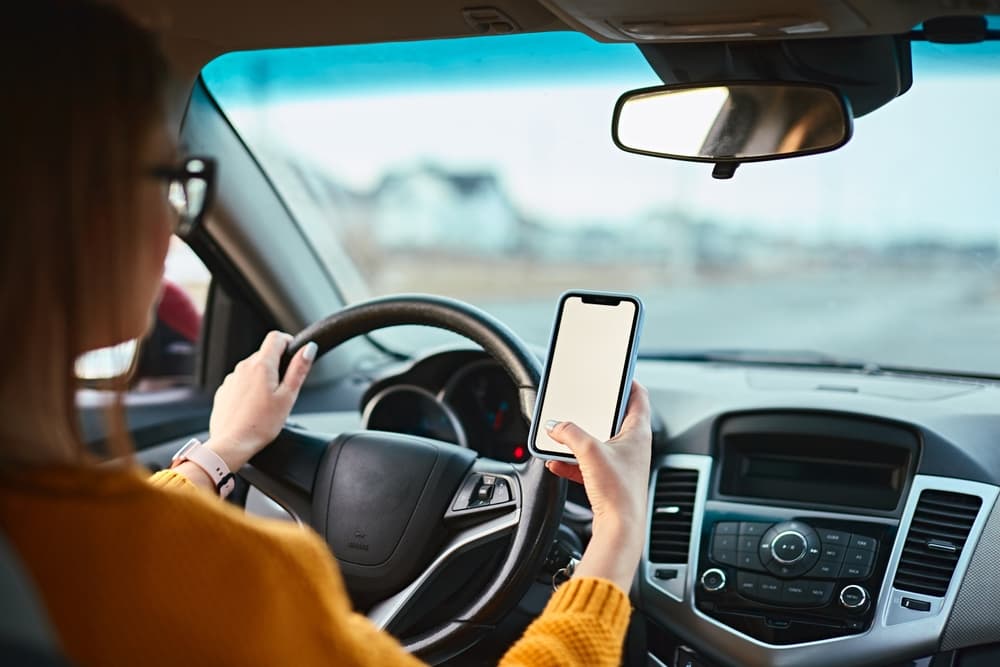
[0,465,631,666]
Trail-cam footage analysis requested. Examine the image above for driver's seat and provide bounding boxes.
[0,529,71,666]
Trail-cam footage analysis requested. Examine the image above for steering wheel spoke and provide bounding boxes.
[368,500,520,632]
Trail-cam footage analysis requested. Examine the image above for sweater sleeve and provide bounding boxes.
[148,468,196,491]
[151,467,631,666]
[499,577,632,667]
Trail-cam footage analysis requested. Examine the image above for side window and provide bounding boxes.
[130,237,212,392]
[75,237,213,391]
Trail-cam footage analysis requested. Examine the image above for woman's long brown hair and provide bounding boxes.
[0,1,169,464]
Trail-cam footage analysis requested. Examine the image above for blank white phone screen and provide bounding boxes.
[534,296,637,456]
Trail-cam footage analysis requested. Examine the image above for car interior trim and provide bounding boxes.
[244,485,298,524]
[642,453,999,667]
[644,454,713,603]
[367,507,521,631]
[940,495,1000,651]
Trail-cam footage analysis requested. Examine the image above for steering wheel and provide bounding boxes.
[240,294,567,664]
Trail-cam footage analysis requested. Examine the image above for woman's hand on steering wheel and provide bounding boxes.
[207,331,318,472]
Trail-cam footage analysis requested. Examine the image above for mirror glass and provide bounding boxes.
[614,84,849,161]
[75,339,138,382]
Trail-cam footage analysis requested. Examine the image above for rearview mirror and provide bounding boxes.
[612,82,852,176]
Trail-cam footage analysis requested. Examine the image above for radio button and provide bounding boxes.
[839,585,869,609]
[839,563,870,579]
[820,544,845,562]
[782,581,811,605]
[736,572,759,598]
[737,550,766,572]
[713,534,737,551]
[756,576,783,603]
[711,548,737,566]
[714,521,739,536]
[772,531,807,563]
[818,529,851,546]
[701,568,727,592]
[809,561,839,578]
[849,534,878,552]
[805,581,835,605]
[844,548,875,569]
[739,522,771,536]
[759,541,773,565]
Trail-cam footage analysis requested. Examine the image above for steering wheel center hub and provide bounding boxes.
[312,431,476,603]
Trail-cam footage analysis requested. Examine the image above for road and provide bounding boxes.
[376,266,1000,376]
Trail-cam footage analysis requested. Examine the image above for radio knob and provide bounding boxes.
[839,585,869,609]
[700,568,727,592]
[771,530,808,564]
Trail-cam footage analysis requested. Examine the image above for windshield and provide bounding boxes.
[202,31,1000,376]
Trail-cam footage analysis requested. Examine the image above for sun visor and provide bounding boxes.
[638,36,913,118]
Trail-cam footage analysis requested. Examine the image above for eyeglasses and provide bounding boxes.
[148,156,217,237]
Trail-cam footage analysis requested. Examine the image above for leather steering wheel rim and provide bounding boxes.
[268,293,567,663]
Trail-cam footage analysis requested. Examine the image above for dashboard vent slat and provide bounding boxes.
[648,468,699,563]
[893,490,981,597]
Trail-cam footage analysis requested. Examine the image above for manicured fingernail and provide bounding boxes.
[544,419,559,431]
[302,341,318,362]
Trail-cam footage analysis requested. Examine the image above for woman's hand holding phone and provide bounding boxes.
[543,381,652,593]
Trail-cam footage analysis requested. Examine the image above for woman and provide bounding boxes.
[0,2,652,666]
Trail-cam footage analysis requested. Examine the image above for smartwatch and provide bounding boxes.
[170,438,236,498]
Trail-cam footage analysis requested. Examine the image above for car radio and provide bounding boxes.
[695,513,897,644]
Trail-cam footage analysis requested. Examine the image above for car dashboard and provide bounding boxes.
[356,347,1000,667]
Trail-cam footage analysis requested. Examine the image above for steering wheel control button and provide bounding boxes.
[701,568,727,592]
[819,528,851,545]
[771,531,807,563]
[715,521,739,535]
[849,534,878,551]
[839,585,869,609]
[901,597,931,612]
[452,473,514,511]
[739,522,771,536]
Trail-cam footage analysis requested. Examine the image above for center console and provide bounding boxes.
[641,411,1000,667]
[695,514,896,644]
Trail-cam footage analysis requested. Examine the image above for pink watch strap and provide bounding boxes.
[171,439,236,498]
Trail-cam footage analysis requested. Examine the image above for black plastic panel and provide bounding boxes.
[695,508,898,645]
[715,412,919,515]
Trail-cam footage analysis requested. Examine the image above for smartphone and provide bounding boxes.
[528,290,644,463]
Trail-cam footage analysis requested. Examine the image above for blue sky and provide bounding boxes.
[203,31,1000,245]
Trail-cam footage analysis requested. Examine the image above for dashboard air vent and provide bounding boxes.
[648,468,699,563]
[893,490,982,597]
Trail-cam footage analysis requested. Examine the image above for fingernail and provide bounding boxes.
[544,419,559,431]
[302,341,318,362]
